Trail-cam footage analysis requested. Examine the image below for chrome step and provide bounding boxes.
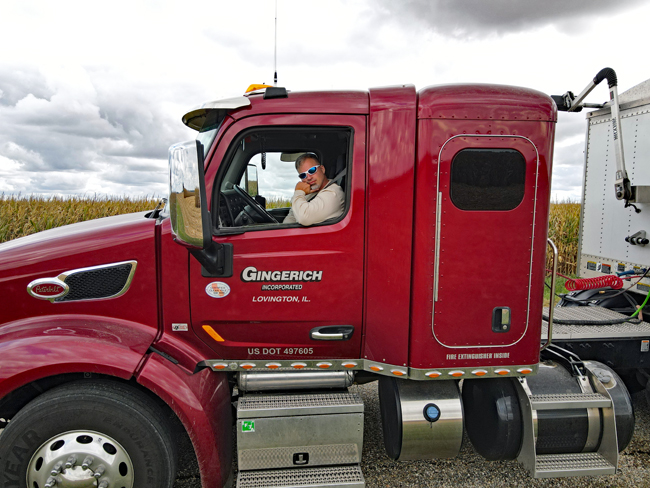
[237,392,364,418]
[530,392,611,410]
[516,371,620,479]
[236,465,365,488]
[535,452,616,478]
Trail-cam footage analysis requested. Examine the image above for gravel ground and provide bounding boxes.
[173,383,650,487]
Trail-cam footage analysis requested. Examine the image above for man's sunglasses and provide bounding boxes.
[298,165,321,180]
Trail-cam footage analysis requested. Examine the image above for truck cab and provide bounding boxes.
[173,84,555,375]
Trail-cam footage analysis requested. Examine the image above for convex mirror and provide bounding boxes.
[168,140,211,249]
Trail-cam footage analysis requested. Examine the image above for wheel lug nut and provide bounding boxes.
[94,465,106,478]
[82,455,94,469]
[44,477,58,488]
[98,480,110,488]
[50,461,63,475]
[65,454,77,468]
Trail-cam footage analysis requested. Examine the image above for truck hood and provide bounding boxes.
[0,212,156,274]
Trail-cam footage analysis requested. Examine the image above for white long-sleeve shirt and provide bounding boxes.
[283,182,345,226]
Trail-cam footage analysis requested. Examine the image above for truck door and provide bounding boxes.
[189,114,366,361]
[433,135,540,347]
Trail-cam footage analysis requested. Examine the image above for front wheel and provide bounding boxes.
[0,380,177,488]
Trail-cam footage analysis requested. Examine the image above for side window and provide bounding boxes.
[215,128,351,230]
[450,148,526,211]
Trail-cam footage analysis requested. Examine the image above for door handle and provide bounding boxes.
[310,326,354,341]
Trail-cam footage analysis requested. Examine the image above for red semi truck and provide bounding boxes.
[0,79,636,488]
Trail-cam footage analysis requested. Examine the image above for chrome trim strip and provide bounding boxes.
[409,363,539,381]
[431,134,540,349]
[205,359,366,373]
[433,192,443,303]
[205,359,539,380]
[56,260,138,302]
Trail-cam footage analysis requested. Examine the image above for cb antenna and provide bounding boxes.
[274,0,278,86]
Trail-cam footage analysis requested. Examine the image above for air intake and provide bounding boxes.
[55,261,137,302]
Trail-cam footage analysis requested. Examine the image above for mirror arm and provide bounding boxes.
[190,240,234,278]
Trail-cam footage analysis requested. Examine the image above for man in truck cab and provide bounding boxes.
[283,152,345,226]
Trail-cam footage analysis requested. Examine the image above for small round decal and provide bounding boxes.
[206,281,230,298]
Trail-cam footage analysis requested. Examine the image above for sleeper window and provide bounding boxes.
[450,148,526,211]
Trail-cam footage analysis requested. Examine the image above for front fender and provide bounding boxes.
[0,315,156,398]
[137,353,233,488]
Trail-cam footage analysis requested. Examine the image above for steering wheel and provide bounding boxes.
[233,185,278,224]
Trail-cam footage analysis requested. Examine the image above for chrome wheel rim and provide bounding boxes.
[27,430,134,488]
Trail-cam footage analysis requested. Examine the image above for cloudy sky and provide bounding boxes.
[1,0,649,201]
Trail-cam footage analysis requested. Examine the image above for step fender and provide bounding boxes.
[584,360,635,452]
[0,315,156,398]
[137,352,232,488]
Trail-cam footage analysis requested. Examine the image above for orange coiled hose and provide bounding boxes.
[565,275,624,291]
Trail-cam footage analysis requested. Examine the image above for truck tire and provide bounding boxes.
[0,380,177,488]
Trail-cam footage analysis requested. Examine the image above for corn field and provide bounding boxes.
[546,202,581,276]
[1,197,582,277]
[0,195,161,244]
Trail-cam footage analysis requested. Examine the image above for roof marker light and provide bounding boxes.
[245,84,273,94]
[202,325,225,342]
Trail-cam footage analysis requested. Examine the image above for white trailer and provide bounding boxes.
[579,77,650,284]
[546,71,650,402]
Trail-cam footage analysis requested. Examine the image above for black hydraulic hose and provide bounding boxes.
[542,313,641,326]
[593,67,617,88]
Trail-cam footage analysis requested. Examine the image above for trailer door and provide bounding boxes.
[433,135,540,347]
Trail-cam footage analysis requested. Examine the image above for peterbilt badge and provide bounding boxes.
[27,278,69,302]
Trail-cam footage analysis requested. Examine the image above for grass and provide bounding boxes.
[543,275,573,307]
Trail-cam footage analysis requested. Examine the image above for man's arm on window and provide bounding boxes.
[290,187,343,226]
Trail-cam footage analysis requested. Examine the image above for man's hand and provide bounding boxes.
[295,181,312,194]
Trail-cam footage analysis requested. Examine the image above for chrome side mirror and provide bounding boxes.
[168,140,211,249]
[168,140,233,277]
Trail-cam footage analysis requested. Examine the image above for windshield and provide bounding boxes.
[197,128,218,160]
[195,108,229,159]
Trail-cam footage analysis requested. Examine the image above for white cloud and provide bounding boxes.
[0,0,648,200]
